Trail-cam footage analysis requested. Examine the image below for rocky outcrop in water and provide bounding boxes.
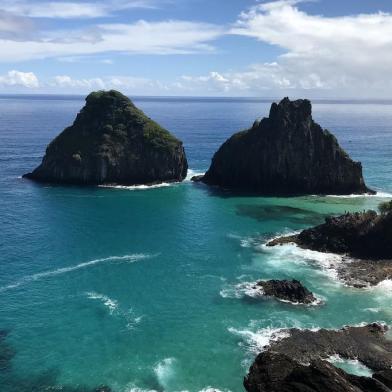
[23,90,188,185]
[254,279,317,304]
[268,210,392,286]
[245,323,392,392]
[196,98,372,195]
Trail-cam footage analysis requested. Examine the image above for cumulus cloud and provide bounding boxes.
[0,20,223,61]
[0,70,39,88]
[225,0,392,96]
[0,0,160,19]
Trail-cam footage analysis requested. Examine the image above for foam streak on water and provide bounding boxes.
[0,254,152,292]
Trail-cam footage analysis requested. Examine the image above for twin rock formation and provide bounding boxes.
[24,91,371,196]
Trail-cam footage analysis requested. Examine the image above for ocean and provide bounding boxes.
[0,95,392,392]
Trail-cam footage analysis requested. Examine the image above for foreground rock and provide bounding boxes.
[196,98,372,195]
[245,352,390,392]
[268,210,392,286]
[24,90,188,185]
[254,279,317,304]
[245,323,392,392]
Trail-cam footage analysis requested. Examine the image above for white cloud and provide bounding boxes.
[48,74,170,94]
[0,20,223,61]
[0,0,160,19]
[225,0,392,97]
[0,70,39,88]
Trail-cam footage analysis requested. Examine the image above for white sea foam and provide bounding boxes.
[261,242,344,281]
[85,292,144,329]
[228,326,289,354]
[98,169,205,191]
[154,357,177,390]
[319,191,392,198]
[186,168,205,181]
[0,253,152,293]
[99,182,172,191]
[327,355,373,377]
[86,292,118,314]
[373,279,392,292]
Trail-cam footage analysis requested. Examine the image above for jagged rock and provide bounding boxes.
[245,324,392,392]
[23,90,188,185]
[197,98,373,195]
[254,279,317,304]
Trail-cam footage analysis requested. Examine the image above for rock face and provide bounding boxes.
[244,324,392,392]
[198,97,372,195]
[255,279,317,304]
[23,90,188,185]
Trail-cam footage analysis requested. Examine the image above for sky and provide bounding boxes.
[1,0,392,97]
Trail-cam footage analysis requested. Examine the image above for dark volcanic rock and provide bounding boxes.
[374,370,392,389]
[268,210,392,286]
[255,279,317,304]
[197,97,372,195]
[245,324,392,392]
[23,90,188,185]
[292,211,392,260]
[244,352,390,392]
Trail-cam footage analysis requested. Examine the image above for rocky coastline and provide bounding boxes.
[23,90,188,186]
[268,209,392,287]
[194,97,373,195]
[244,323,392,392]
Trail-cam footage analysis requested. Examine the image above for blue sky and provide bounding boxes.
[1,0,392,97]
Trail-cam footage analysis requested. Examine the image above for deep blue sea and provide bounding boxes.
[0,96,392,392]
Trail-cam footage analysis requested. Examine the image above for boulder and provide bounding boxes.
[255,279,317,304]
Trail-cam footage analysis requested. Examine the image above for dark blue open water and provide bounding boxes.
[0,96,392,391]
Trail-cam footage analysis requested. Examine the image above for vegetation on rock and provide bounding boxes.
[24,90,188,185]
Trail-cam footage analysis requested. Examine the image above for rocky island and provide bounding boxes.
[268,203,392,287]
[194,98,373,195]
[245,323,392,392]
[253,279,317,304]
[23,90,188,185]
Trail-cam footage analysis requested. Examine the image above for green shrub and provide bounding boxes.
[379,200,392,215]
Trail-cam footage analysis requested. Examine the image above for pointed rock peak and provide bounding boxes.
[269,97,312,124]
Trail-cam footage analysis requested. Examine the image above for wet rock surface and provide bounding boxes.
[245,324,392,392]
[24,90,188,186]
[196,97,372,195]
[255,279,317,304]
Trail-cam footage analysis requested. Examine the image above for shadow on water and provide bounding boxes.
[0,330,110,392]
[235,204,328,225]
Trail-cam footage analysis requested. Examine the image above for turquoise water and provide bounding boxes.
[0,96,392,391]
